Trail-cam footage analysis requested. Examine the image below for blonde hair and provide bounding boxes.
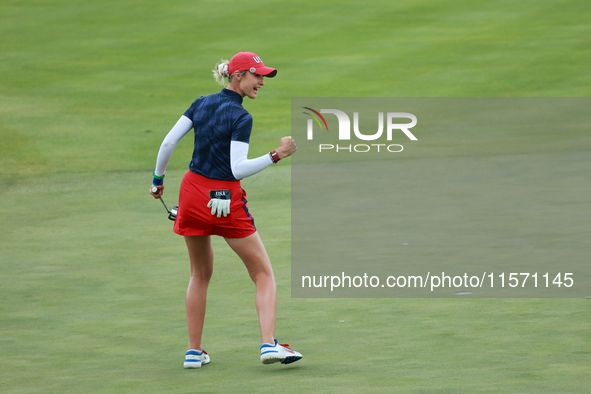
[212,59,230,85]
[212,59,247,86]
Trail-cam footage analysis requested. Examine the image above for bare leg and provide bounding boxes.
[184,235,214,350]
[225,231,276,344]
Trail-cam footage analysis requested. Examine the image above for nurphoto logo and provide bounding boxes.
[302,107,418,153]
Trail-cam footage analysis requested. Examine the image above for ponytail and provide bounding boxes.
[212,60,230,85]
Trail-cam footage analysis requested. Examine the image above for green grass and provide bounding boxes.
[1,0,590,392]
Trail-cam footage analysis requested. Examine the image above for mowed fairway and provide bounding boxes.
[1,0,590,392]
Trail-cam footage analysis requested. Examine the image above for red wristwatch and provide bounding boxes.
[269,150,280,164]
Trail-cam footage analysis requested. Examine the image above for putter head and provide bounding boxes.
[168,206,178,221]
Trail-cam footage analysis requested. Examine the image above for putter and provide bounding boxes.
[152,186,178,221]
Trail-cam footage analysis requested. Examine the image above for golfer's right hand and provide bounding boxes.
[277,136,297,159]
[150,185,163,199]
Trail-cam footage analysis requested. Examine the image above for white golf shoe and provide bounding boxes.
[184,349,210,369]
[260,339,302,365]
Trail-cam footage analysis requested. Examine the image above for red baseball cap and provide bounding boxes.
[228,51,277,78]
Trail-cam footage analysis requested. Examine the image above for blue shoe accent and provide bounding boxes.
[186,350,204,356]
[260,340,278,349]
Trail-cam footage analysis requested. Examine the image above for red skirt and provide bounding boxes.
[173,171,256,238]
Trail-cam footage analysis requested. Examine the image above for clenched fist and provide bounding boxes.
[276,136,297,159]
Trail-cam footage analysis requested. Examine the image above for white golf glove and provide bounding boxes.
[207,198,231,218]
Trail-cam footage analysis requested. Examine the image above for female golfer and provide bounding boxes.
[149,51,302,368]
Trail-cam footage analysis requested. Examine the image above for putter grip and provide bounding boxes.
[151,186,159,194]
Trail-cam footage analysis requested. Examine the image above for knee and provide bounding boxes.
[191,266,213,283]
[249,267,275,287]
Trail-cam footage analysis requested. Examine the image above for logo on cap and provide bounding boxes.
[252,56,262,64]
